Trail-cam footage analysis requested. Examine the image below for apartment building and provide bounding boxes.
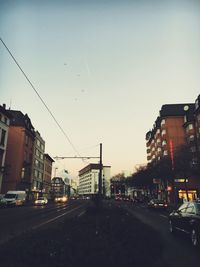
[146,98,200,202]
[146,104,195,164]
[78,163,111,197]
[0,104,12,193]
[31,131,45,199]
[2,110,35,195]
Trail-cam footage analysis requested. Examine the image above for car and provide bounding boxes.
[34,196,48,206]
[169,201,200,246]
[148,199,168,210]
[54,196,68,203]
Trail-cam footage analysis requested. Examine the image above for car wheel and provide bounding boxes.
[191,229,199,247]
[169,220,175,234]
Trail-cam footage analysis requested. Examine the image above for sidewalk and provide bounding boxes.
[0,201,166,267]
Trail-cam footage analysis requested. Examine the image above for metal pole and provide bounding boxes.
[99,143,102,196]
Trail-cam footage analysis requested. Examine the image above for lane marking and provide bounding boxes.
[78,210,86,217]
[32,205,85,230]
[159,214,168,219]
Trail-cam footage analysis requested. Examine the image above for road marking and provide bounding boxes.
[159,214,168,219]
[32,205,85,230]
[78,210,86,217]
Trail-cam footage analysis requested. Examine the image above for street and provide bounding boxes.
[0,199,200,267]
[115,200,200,267]
[0,199,88,245]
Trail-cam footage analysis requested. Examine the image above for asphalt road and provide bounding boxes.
[0,200,88,245]
[112,200,200,267]
[1,199,200,267]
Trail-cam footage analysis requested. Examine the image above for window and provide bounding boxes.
[21,168,25,179]
[190,146,196,153]
[161,119,165,126]
[25,135,28,146]
[189,124,193,130]
[161,129,166,136]
[163,150,168,156]
[178,203,188,213]
[186,204,195,214]
[0,129,6,146]
[162,140,167,146]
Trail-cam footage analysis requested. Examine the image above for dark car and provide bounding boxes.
[169,201,200,246]
[148,199,168,210]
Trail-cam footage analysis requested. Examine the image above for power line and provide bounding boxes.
[0,37,81,157]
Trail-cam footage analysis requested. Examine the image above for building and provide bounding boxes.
[43,153,54,198]
[146,103,195,164]
[0,104,12,193]
[31,131,45,199]
[78,163,111,197]
[2,110,35,196]
[194,95,200,164]
[145,99,200,202]
[50,177,70,199]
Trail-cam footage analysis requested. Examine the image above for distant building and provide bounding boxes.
[43,153,54,197]
[0,104,12,193]
[2,110,35,196]
[78,163,111,197]
[50,177,70,199]
[31,131,45,199]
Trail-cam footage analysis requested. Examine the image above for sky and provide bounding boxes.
[0,0,200,178]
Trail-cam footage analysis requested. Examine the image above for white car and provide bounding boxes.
[34,197,48,206]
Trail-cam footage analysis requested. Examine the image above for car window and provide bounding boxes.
[186,204,195,214]
[178,203,188,213]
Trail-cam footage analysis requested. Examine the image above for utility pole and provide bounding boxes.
[98,143,103,196]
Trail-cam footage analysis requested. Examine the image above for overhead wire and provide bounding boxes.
[0,37,81,158]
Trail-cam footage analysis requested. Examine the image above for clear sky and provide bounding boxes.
[0,0,200,178]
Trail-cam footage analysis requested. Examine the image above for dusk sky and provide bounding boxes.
[0,0,200,178]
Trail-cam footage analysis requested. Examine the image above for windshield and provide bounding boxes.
[4,194,16,199]
[37,197,45,200]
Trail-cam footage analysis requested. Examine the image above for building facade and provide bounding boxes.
[31,131,45,199]
[78,163,111,197]
[50,177,69,199]
[43,153,54,198]
[146,104,194,164]
[2,110,35,196]
[145,98,200,202]
[0,104,11,193]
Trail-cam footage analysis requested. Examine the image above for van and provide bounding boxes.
[3,191,27,206]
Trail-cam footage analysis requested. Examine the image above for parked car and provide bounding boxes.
[148,199,168,210]
[169,201,200,246]
[34,196,48,206]
[2,191,27,206]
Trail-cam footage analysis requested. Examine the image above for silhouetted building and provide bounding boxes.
[2,110,35,196]
[0,104,12,193]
